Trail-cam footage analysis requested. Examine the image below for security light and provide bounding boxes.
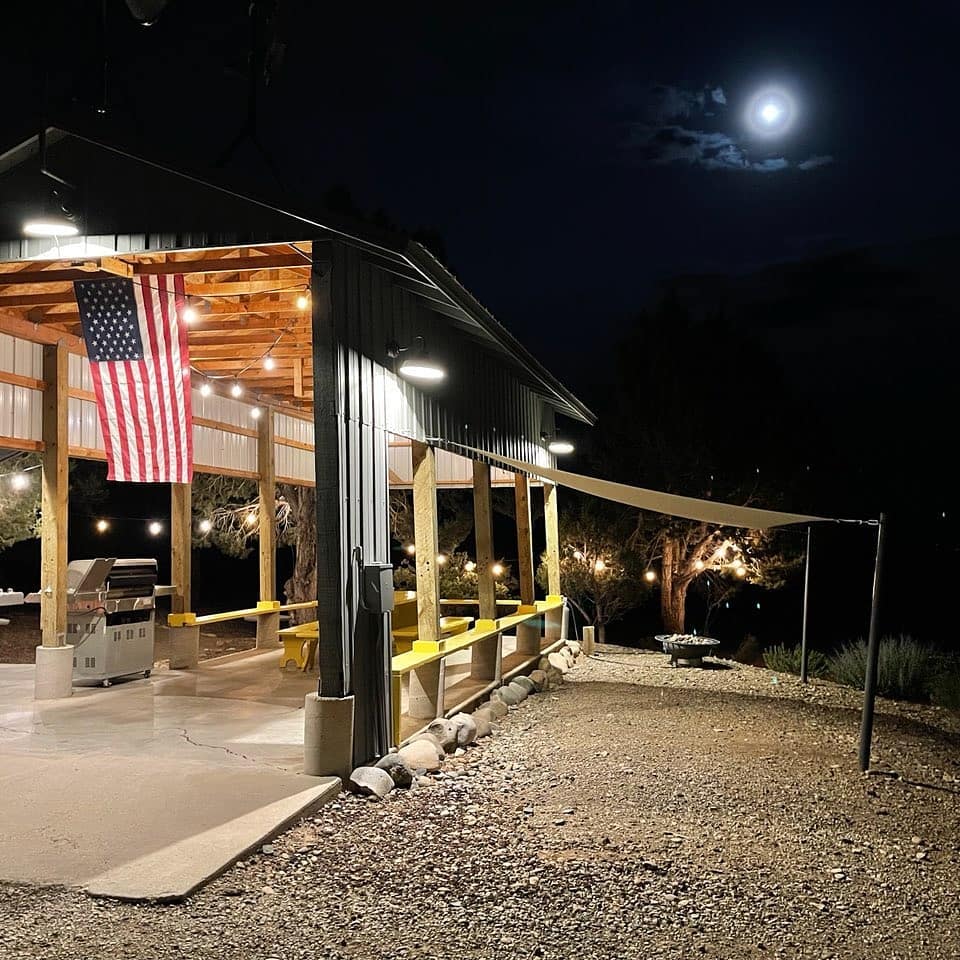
[386,337,445,382]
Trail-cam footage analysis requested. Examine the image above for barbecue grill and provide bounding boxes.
[27,558,159,686]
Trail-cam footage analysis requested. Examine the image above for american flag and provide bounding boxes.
[74,274,193,483]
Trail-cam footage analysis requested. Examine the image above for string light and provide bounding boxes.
[230,382,243,398]
[296,293,309,310]
[10,472,29,491]
[245,511,257,526]
[594,559,606,572]
[251,407,263,420]
[694,559,705,571]
[644,569,656,582]
[182,304,199,324]
[464,560,477,572]
[148,521,162,536]
[491,563,504,577]
[735,565,747,578]
[95,519,109,533]
[198,519,212,534]
[436,554,447,566]
[573,550,584,561]
[405,544,416,555]
[263,355,276,371]
[199,382,212,397]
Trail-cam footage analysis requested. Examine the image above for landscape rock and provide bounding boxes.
[538,657,551,672]
[529,669,548,692]
[348,766,394,798]
[398,739,443,772]
[450,713,478,745]
[512,675,536,695]
[411,731,445,754]
[548,652,570,674]
[427,719,460,752]
[496,685,522,706]
[566,640,582,657]
[507,680,530,702]
[484,697,509,719]
[374,754,415,788]
[471,710,494,738]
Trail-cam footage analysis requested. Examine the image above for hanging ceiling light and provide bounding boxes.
[296,292,310,311]
[230,381,243,398]
[199,382,212,397]
[386,336,445,382]
[263,354,276,371]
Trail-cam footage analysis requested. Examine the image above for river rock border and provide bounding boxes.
[346,638,586,798]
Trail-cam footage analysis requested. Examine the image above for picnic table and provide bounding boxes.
[0,590,25,627]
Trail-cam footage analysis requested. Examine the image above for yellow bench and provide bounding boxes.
[278,620,319,671]
[392,615,474,653]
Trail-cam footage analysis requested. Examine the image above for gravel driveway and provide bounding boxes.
[1,647,958,959]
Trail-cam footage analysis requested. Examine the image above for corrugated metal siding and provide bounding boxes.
[0,334,42,378]
[0,334,42,442]
[387,443,525,488]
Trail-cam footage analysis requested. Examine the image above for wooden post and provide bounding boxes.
[40,341,68,647]
[514,473,535,605]
[411,440,440,646]
[257,407,279,648]
[170,482,192,615]
[472,461,496,621]
[543,481,561,597]
[471,461,499,680]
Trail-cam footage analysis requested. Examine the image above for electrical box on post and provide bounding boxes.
[362,564,395,615]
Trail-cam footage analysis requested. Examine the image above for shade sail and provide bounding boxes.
[455,446,825,530]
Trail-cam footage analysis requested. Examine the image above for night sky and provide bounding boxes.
[3,1,958,638]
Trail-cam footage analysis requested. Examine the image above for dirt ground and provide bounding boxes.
[0,607,256,663]
[1,647,958,959]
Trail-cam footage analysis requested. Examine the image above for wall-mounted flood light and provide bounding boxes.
[23,130,81,238]
[541,431,574,455]
[386,336,445,383]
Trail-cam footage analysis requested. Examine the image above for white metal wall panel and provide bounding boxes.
[68,353,95,391]
[0,334,42,378]
[0,384,42,441]
[67,397,104,451]
[275,444,314,483]
[192,389,257,429]
[193,425,256,474]
[274,412,313,444]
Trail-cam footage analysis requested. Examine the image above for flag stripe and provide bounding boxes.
[137,278,172,479]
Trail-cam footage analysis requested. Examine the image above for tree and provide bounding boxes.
[595,295,806,635]
[0,454,108,552]
[389,490,516,599]
[191,474,316,623]
[537,499,643,643]
[0,454,41,550]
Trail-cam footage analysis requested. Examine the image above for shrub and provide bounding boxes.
[763,643,829,678]
[828,635,934,701]
[929,662,960,711]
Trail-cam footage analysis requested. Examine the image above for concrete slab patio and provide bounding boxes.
[0,654,338,900]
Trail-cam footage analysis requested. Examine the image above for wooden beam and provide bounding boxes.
[170,482,192,615]
[472,461,497,621]
[40,341,69,647]
[0,310,85,352]
[293,357,304,398]
[543,481,561,596]
[514,473,535,605]
[258,407,277,602]
[134,252,308,276]
[412,440,440,645]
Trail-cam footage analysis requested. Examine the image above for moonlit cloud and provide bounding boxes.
[629,83,833,174]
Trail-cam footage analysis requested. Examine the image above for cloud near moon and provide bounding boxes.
[629,83,832,174]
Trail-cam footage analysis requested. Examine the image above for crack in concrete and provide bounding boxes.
[175,727,289,772]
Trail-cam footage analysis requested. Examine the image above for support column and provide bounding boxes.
[543,482,561,597]
[412,440,440,646]
[170,482,191,615]
[36,341,70,699]
[471,461,499,681]
[257,408,279,648]
[514,473,535,606]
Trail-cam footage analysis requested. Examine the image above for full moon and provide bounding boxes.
[745,86,796,137]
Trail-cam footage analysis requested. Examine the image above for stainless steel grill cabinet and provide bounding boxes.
[29,558,159,686]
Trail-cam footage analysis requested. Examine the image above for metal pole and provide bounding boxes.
[858,514,887,773]
[800,526,813,683]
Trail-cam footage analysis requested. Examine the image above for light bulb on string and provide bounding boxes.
[263,354,276,371]
[405,544,416,556]
[95,519,109,533]
[245,511,257,526]
[644,569,656,582]
[296,293,309,310]
[230,382,243,398]
[10,473,29,491]
[148,521,162,536]
[251,407,263,420]
[491,563,504,577]
[200,382,212,397]
[594,559,606,572]
[436,554,447,566]
[464,560,476,572]
[694,559,705,571]
[182,304,199,325]
[199,519,212,534]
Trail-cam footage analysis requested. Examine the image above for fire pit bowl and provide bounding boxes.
[656,634,720,668]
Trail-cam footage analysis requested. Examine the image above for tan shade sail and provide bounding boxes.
[456,446,826,530]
